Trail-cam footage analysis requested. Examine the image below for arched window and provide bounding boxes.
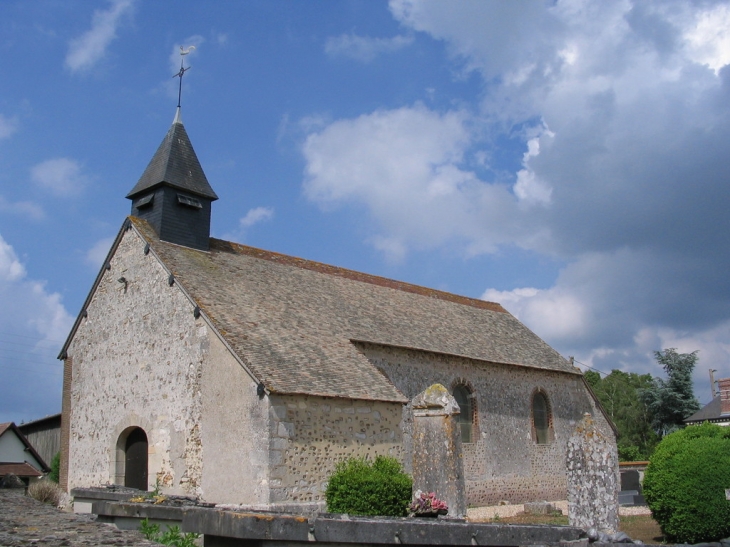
[532,390,553,444]
[453,385,474,444]
[116,427,148,490]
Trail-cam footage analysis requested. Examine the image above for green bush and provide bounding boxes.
[325,455,412,517]
[139,518,199,547]
[643,422,730,543]
[48,452,60,483]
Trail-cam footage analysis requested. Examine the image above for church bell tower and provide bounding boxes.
[126,47,217,251]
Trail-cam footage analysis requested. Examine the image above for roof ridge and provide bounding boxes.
[210,237,507,314]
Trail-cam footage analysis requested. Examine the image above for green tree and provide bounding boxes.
[641,348,700,438]
[584,369,658,459]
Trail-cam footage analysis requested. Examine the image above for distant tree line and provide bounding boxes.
[583,348,701,461]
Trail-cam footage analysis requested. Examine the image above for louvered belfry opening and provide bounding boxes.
[127,110,218,251]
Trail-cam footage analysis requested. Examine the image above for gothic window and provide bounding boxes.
[453,384,474,444]
[532,390,553,444]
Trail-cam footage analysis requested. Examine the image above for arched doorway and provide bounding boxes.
[117,427,148,490]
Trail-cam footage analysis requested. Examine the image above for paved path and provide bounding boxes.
[0,489,159,547]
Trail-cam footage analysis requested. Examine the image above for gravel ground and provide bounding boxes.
[0,488,159,547]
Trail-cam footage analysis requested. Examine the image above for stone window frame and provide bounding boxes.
[451,378,478,444]
[531,388,555,445]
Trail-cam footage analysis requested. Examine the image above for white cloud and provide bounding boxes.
[325,33,413,62]
[65,0,135,73]
[513,132,553,206]
[301,0,730,391]
[303,105,539,256]
[0,196,44,221]
[221,206,275,243]
[682,3,730,74]
[85,237,114,269]
[0,114,18,140]
[0,233,74,422]
[239,207,274,228]
[30,158,88,197]
[483,286,587,341]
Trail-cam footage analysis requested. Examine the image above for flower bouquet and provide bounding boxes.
[409,490,448,517]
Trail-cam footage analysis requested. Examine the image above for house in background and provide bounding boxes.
[0,422,49,485]
[59,107,616,510]
[684,377,730,427]
[18,413,61,466]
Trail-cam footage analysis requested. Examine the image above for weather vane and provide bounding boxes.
[173,45,196,109]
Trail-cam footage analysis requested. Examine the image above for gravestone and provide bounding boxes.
[411,384,466,518]
[566,413,620,533]
[618,469,646,506]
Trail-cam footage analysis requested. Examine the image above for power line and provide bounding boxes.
[571,357,608,376]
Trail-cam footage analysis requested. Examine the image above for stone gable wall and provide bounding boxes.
[356,342,614,506]
[66,228,209,496]
[267,394,403,504]
[200,332,270,504]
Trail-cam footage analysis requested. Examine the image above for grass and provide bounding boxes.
[481,512,665,544]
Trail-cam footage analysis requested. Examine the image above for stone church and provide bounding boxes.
[58,107,615,509]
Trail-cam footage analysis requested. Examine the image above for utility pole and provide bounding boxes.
[709,368,718,398]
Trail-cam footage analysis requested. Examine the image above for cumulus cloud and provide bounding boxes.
[325,33,413,62]
[0,196,44,221]
[0,233,73,423]
[301,0,730,386]
[239,207,274,228]
[30,158,88,197]
[65,0,135,73]
[221,206,275,243]
[303,105,538,257]
[85,237,114,269]
[0,114,18,140]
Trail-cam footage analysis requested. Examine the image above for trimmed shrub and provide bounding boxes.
[325,456,412,517]
[49,452,60,483]
[643,422,730,543]
[28,479,62,506]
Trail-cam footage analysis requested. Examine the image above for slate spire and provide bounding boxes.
[127,108,218,251]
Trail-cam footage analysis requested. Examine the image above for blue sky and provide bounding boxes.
[2,0,730,424]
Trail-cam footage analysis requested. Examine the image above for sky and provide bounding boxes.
[2,0,730,424]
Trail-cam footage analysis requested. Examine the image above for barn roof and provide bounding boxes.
[115,217,578,402]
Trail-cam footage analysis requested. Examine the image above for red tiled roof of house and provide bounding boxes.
[0,462,43,478]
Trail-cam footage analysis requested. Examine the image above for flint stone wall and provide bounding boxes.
[267,394,403,505]
[357,342,615,506]
[65,227,269,504]
[567,413,620,533]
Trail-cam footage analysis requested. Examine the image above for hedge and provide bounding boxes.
[325,456,412,517]
[642,422,730,543]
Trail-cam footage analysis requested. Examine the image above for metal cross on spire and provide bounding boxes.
[173,45,196,109]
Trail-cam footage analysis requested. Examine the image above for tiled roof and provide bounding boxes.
[684,397,728,423]
[0,462,43,478]
[131,218,578,402]
[0,423,10,436]
[126,116,218,200]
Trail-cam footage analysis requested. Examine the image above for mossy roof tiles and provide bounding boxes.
[132,217,578,402]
